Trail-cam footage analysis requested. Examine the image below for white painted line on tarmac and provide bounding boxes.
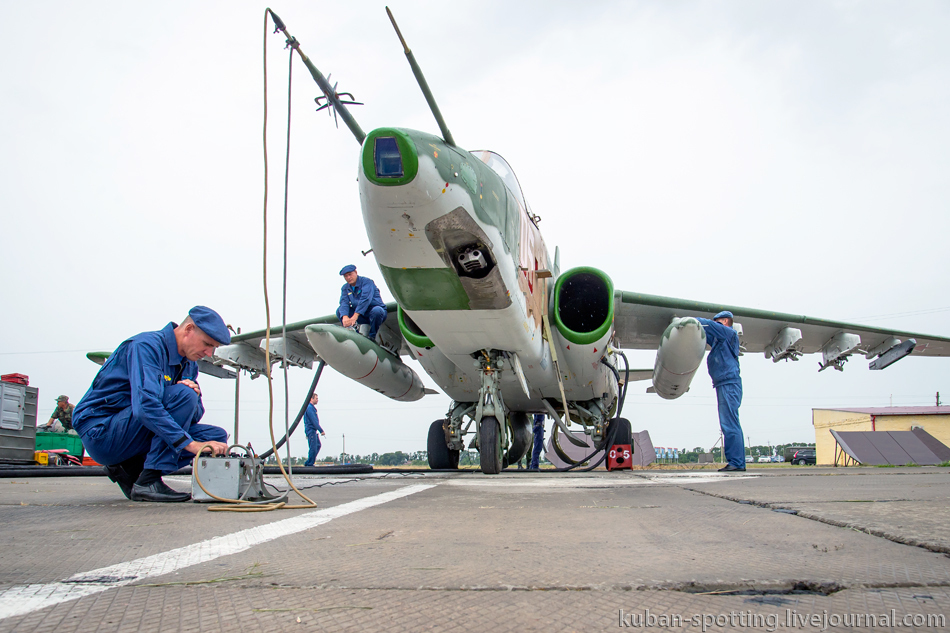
[0,483,435,622]
[649,474,758,484]
[445,473,758,488]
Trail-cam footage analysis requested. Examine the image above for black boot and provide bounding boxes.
[131,469,190,502]
[103,455,146,500]
[104,465,135,499]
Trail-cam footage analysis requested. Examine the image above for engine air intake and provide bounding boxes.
[551,267,614,345]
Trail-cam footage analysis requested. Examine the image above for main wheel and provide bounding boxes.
[478,416,503,474]
[427,420,459,470]
[505,412,532,466]
[609,417,632,447]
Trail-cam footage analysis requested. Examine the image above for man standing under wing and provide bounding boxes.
[303,393,325,467]
[73,306,231,502]
[695,310,746,472]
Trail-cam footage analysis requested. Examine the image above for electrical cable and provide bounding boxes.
[281,36,294,475]
[197,9,318,512]
[257,10,318,510]
[258,361,324,460]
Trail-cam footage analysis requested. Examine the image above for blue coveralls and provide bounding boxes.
[337,275,388,341]
[529,414,545,469]
[697,318,745,468]
[72,323,228,474]
[303,402,325,467]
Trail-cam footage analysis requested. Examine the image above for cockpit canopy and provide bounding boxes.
[472,150,527,213]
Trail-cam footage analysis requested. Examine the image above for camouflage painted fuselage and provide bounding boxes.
[358,127,615,411]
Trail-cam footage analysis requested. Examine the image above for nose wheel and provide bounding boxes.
[478,416,503,474]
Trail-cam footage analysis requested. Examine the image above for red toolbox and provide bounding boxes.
[1,373,29,385]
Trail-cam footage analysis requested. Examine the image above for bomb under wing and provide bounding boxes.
[304,324,428,402]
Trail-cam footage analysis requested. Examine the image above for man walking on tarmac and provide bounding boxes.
[72,306,231,502]
[695,310,746,472]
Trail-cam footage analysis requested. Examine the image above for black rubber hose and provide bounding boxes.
[601,357,621,418]
[618,351,630,416]
[548,416,620,472]
[546,353,631,473]
[259,360,325,460]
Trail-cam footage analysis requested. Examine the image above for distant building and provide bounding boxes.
[812,407,950,465]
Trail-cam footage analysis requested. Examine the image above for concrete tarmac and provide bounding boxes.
[1,466,948,632]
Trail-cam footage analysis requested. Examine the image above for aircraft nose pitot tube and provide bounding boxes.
[304,324,427,402]
[652,317,706,400]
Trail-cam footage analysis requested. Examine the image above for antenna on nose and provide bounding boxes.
[385,6,456,147]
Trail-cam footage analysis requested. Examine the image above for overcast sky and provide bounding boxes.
[2,1,949,461]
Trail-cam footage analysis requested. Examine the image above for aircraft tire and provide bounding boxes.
[610,417,632,447]
[479,416,503,475]
[427,420,459,470]
[505,412,532,466]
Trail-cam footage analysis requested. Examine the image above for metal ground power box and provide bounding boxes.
[0,382,38,463]
[191,455,266,502]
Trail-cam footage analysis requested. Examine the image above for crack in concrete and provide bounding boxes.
[680,486,950,555]
[258,580,950,595]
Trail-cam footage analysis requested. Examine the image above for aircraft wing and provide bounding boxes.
[613,290,950,370]
[85,352,237,379]
[211,302,403,376]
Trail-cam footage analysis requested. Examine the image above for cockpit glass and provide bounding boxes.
[473,151,526,210]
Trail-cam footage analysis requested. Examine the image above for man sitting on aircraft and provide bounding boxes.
[337,264,388,342]
[72,306,230,502]
[695,310,745,472]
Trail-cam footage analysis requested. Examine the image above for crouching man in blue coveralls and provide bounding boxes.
[303,393,325,467]
[72,306,231,502]
[337,264,388,342]
[695,310,746,472]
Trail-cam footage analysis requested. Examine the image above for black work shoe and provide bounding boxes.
[104,465,135,500]
[131,479,191,502]
[718,464,747,472]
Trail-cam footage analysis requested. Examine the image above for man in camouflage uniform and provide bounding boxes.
[44,395,74,433]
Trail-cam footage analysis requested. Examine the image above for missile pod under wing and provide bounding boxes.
[652,317,707,400]
[304,324,427,402]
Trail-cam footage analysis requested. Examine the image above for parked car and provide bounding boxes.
[745,455,754,463]
[757,456,771,463]
[771,455,784,463]
[791,448,816,465]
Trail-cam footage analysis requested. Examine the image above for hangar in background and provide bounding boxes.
[813,406,950,465]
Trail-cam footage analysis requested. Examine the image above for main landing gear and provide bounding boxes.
[426,420,460,470]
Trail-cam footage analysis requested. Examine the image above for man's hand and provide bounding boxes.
[185,440,228,456]
[341,314,357,328]
[178,378,201,395]
[320,431,325,437]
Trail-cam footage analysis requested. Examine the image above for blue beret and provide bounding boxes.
[339,264,357,275]
[188,306,230,345]
[713,310,734,321]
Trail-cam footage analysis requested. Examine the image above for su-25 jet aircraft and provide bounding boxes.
[202,9,950,473]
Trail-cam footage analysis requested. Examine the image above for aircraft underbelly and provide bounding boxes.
[406,305,610,406]
[409,305,541,357]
